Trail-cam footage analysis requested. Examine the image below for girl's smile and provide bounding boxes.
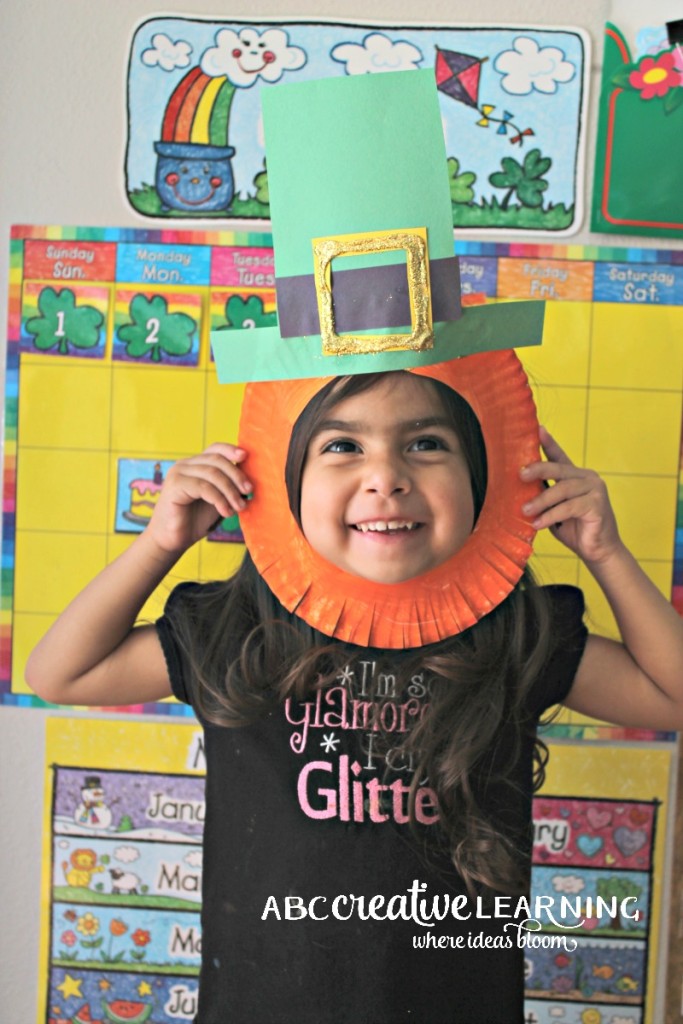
[300,374,477,584]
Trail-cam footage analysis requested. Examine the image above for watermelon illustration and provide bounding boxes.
[71,1006,103,1024]
[102,1001,152,1024]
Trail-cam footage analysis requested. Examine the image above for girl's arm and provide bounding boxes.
[521,428,683,731]
[25,443,252,708]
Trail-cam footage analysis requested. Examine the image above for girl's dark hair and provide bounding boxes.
[166,371,555,896]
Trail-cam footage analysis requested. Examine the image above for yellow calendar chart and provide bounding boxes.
[3,228,683,733]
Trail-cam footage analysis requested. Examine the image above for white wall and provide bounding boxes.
[2,1,682,1020]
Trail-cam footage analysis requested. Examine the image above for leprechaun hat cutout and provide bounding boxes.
[211,69,544,382]
[210,69,546,648]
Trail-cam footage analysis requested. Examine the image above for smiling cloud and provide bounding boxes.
[331,33,423,75]
[201,28,306,87]
[142,33,192,72]
[494,37,575,94]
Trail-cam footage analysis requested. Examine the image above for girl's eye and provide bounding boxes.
[410,436,446,451]
[323,439,360,454]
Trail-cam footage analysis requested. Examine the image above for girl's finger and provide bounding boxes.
[178,478,241,518]
[530,495,597,530]
[195,478,250,516]
[538,427,573,466]
[521,460,592,483]
[522,477,594,516]
[176,456,253,496]
[202,441,248,462]
[173,466,251,512]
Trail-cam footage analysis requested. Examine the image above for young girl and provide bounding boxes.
[27,367,683,1024]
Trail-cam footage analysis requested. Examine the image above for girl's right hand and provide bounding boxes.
[145,443,252,555]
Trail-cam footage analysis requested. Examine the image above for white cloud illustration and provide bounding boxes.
[331,33,423,75]
[142,33,193,72]
[551,873,585,894]
[494,37,575,94]
[201,28,306,87]
[184,850,203,868]
[114,845,140,864]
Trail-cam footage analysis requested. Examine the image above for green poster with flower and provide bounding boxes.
[591,22,683,237]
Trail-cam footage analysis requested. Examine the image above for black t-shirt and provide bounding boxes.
[156,584,587,1024]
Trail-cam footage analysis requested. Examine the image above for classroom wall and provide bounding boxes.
[2,1,682,1021]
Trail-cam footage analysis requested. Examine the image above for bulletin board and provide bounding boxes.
[41,718,204,1024]
[590,21,683,239]
[526,743,674,1024]
[3,225,683,743]
[40,721,674,1024]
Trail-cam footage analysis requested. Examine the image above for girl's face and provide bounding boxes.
[299,373,476,584]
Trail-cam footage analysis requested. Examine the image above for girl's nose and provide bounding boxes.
[362,455,411,496]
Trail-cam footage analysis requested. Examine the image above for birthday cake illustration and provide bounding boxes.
[123,463,164,524]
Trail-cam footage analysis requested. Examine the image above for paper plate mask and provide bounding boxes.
[212,69,544,649]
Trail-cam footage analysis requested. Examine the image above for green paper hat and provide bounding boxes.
[212,69,544,382]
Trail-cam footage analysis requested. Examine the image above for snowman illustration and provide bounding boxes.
[74,775,115,830]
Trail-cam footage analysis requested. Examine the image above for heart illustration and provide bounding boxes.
[613,826,647,858]
[629,807,649,826]
[586,807,612,830]
[560,807,571,818]
[576,834,603,857]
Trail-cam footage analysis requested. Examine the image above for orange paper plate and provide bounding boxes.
[238,350,541,648]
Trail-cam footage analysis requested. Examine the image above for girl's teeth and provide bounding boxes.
[356,521,416,532]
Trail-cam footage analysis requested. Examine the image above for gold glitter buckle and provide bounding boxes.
[312,229,434,356]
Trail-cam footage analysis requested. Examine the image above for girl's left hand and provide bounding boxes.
[520,427,622,566]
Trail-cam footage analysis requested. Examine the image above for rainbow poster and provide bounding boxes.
[126,18,589,234]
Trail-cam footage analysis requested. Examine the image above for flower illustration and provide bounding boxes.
[629,51,683,98]
[76,912,100,937]
[60,930,77,947]
[131,928,151,947]
[106,916,130,961]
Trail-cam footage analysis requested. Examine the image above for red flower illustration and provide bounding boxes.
[60,929,77,947]
[131,928,151,947]
[629,51,683,98]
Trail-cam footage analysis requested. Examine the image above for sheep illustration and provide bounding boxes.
[109,867,141,895]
